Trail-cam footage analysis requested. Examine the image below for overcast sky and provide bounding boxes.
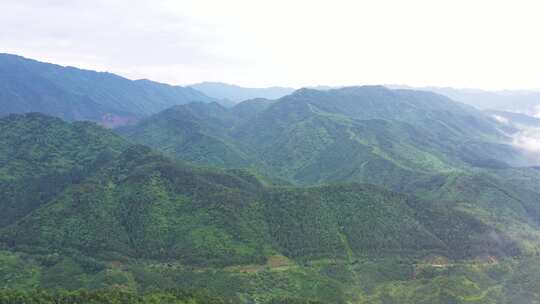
[1,0,539,90]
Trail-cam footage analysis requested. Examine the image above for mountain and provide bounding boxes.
[230,98,277,120]
[119,86,540,251]
[487,110,540,128]
[432,87,540,115]
[120,86,540,244]
[233,87,521,183]
[2,112,536,304]
[189,82,295,104]
[0,113,128,228]
[7,144,503,265]
[0,54,216,126]
[117,102,252,168]
[389,85,540,116]
[4,111,540,302]
[123,86,530,187]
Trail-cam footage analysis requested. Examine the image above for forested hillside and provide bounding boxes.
[2,112,540,303]
[0,113,128,227]
[122,86,529,188]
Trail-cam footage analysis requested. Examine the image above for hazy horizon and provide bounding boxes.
[4,52,540,95]
[1,0,539,91]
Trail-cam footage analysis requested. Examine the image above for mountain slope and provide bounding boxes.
[2,113,540,303]
[0,54,216,126]
[0,113,128,227]
[0,113,520,265]
[2,148,519,270]
[0,57,112,122]
[117,102,252,168]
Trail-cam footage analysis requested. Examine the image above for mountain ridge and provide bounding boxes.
[0,53,218,127]
[123,85,531,186]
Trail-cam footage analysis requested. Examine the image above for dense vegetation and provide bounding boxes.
[118,102,252,168]
[2,112,540,303]
[0,288,237,304]
[3,116,515,267]
[0,113,128,227]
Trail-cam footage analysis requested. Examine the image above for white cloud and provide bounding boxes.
[492,115,509,124]
[534,106,540,118]
[513,129,540,153]
[513,129,540,166]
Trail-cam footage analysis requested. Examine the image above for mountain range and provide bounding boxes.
[3,54,540,303]
[3,112,539,303]
[120,86,530,184]
[0,54,217,127]
[388,85,540,116]
[188,81,540,117]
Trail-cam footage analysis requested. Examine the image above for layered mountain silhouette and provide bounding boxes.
[389,85,540,116]
[121,86,530,186]
[0,54,216,127]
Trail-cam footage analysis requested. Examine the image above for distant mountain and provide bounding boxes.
[0,54,216,126]
[486,109,540,128]
[123,86,530,188]
[117,102,252,168]
[229,98,277,119]
[389,85,540,116]
[189,82,295,103]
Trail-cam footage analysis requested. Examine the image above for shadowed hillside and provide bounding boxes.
[0,54,216,126]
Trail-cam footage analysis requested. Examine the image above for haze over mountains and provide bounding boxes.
[189,82,295,105]
[389,85,540,117]
[0,54,217,127]
[190,81,540,118]
[3,54,540,303]
[3,53,539,123]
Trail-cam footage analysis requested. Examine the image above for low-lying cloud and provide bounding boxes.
[513,128,540,154]
[492,115,510,124]
[535,105,540,118]
[493,114,540,165]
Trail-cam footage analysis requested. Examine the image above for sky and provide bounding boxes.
[1,0,539,90]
